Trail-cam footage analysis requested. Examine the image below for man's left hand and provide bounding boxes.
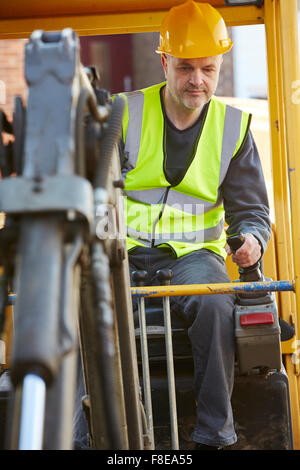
[226,233,261,268]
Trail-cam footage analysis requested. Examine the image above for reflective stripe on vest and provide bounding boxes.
[127,218,224,245]
[120,83,250,257]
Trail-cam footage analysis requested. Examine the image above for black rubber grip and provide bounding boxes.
[156,269,173,285]
[132,270,148,286]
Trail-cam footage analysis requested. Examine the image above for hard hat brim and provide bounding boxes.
[155,40,233,58]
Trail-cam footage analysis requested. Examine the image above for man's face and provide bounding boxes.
[162,54,223,112]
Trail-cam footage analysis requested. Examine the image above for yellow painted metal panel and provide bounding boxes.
[279,3,300,449]
[281,337,297,355]
[279,0,300,343]
[264,0,297,333]
[263,0,300,449]
[0,0,227,18]
[0,5,264,39]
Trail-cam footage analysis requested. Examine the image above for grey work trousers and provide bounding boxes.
[129,246,237,447]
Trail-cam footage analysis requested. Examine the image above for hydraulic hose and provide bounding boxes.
[93,95,125,190]
[90,241,125,449]
[75,88,89,177]
[89,92,127,447]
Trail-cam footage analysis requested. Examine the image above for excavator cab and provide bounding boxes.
[0,0,300,451]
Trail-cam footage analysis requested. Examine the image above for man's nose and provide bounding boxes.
[189,68,204,87]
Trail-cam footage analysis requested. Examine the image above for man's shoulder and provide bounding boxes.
[117,82,165,98]
[211,95,251,117]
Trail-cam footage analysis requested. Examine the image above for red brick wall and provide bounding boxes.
[0,39,27,121]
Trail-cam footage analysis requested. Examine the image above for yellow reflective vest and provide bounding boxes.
[119,82,251,259]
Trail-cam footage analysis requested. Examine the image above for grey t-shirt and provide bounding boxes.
[162,90,209,186]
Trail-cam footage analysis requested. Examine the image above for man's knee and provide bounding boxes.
[202,293,235,317]
[179,292,235,327]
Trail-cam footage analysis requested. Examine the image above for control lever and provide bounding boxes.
[132,270,148,287]
[227,235,295,340]
[226,234,263,282]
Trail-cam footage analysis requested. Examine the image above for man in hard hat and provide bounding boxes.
[120,1,271,450]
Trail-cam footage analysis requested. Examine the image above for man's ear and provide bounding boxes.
[161,53,168,78]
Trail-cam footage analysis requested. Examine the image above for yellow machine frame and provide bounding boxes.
[0,0,300,449]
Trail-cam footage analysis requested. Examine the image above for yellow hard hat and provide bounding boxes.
[156,0,233,58]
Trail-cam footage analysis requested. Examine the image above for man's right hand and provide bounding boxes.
[226,233,261,268]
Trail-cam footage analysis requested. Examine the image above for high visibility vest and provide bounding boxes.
[120,82,251,259]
